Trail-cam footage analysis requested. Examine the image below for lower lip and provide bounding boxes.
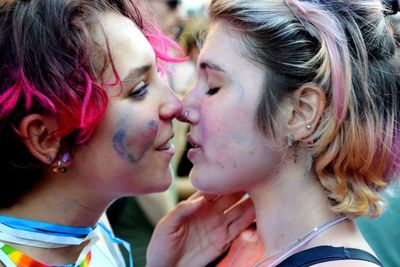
[187,147,201,161]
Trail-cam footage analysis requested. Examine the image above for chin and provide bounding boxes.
[190,173,220,194]
[190,168,241,194]
[141,180,172,194]
[159,177,173,191]
[154,169,174,192]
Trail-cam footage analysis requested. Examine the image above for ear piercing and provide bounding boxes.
[288,134,295,147]
[288,134,299,163]
[53,160,64,174]
[52,152,71,174]
[61,152,71,163]
[306,124,312,130]
[305,139,313,175]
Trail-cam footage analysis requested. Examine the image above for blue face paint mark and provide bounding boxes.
[112,123,138,163]
[148,120,157,129]
[112,116,159,164]
[113,130,127,156]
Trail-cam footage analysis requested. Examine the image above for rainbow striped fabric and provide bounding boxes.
[0,244,91,267]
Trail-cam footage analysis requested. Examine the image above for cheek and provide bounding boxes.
[112,115,158,163]
[204,126,251,169]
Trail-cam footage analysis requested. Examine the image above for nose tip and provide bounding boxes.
[160,89,183,120]
[175,100,183,118]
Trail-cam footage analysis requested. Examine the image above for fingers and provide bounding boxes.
[186,191,222,201]
[224,197,256,242]
[187,191,204,201]
[207,192,247,213]
[157,196,205,232]
[203,197,255,255]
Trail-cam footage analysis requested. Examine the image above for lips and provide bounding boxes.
[187,135,201,161]
[156,142,172,151]
[156,134,174,151]
[187,135,201,148]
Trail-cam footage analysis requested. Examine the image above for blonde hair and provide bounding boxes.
[209,0,400,217]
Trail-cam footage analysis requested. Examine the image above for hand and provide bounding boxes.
[146,192,256,267]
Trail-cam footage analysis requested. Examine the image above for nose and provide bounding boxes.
[159,86,183,121]
[178,86,200,124]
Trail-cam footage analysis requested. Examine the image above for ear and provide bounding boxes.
[19,114,61,165]
[286,84,326,140]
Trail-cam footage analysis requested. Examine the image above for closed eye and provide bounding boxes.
[129,82,150,100]
[207,87,220,96]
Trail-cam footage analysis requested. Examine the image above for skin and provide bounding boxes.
[181,21,378,267]
[0,11,182,265]
[182,21,282,194]
[71,11,183,200]
[0,12,258,267]
[112,118,159,163]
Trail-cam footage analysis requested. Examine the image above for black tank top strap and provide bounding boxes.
[277,246,382,267]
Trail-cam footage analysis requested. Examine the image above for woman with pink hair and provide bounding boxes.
[0,0,255,266]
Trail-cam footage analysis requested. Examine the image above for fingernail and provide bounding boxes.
[191,196,204,204]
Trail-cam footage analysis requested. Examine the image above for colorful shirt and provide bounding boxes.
[0,244,91,267]
[0,215,125,267]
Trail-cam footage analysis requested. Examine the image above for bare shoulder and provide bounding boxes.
[312,261,381,267]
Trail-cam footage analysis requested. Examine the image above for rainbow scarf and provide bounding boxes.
[0,244,91,267]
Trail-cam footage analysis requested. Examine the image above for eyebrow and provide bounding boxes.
[121,64,152,87]
[199,61,226,73]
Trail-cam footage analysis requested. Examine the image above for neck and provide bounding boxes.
[247,160,342,258]
[0,172,113,227]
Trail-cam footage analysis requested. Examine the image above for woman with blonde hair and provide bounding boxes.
[182,0,400,266]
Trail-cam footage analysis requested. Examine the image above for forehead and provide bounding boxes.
[93,12,155,78]
[198,21,245,72]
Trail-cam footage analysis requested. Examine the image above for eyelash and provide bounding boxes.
[207,87,220,96]
[129,83,150,100]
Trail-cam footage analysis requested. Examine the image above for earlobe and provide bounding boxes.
[286,84,326,140]
[19,114,61,165]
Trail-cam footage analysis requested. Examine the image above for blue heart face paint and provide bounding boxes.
[113,128,138,163]
[68,13,181,198]
[112,117,159,164]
